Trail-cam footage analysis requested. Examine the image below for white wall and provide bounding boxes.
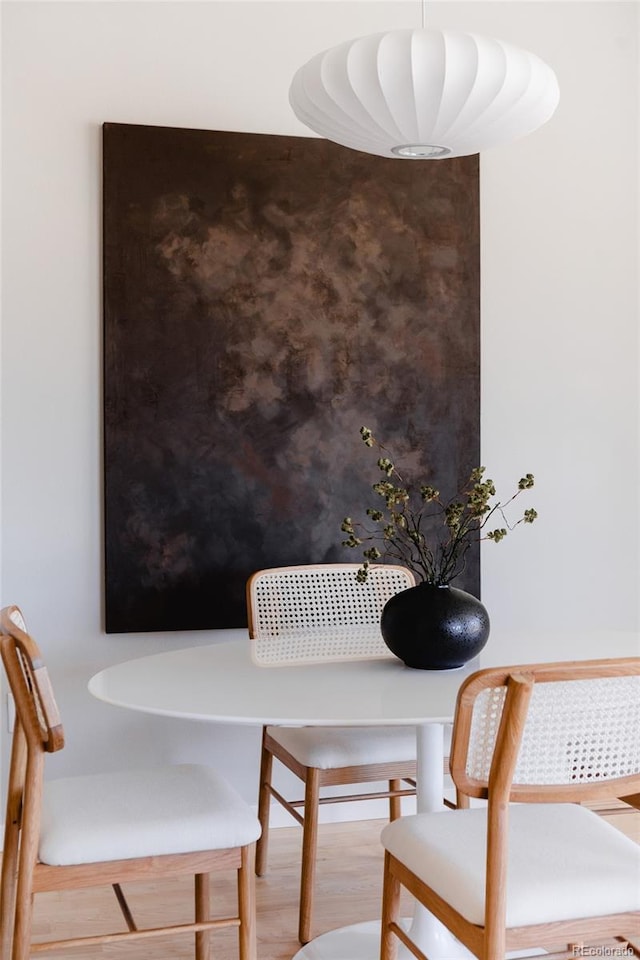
[1,1,638,805]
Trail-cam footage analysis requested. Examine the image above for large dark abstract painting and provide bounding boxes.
[103,122,479,633]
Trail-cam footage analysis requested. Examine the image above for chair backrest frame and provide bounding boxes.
[0,606,64,755]
[246,563,416,665]
[450,657,640,805]
[246,563,416,636]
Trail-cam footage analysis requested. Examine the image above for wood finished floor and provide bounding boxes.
[22,809,640,959]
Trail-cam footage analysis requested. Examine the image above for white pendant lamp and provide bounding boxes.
[289,28,559,160]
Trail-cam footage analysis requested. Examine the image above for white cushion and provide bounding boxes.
[267,725,416,769]
[381,803,640,927]
[40,764,261,866]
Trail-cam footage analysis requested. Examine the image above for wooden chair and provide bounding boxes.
[0,605,261,960]
[246,563,420,944]
[380,657,640,960]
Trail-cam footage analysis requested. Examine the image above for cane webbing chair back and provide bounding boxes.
[0,605,259,960]
[380,657,640,960]
[451,658,640,804]
[1,605,64,755]
[247,563,415,664]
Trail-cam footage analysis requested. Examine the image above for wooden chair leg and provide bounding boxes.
[298,767,320,945]
[238,845,257,960]
[389,779,402,821]
[11,756,43,960]
[7,881,31,960]
[255,728,273,877]
[1,816,19,959]
[0,727,27,960]
[195,872,210,960]
[0,838,17,960]
[380,851,401,960]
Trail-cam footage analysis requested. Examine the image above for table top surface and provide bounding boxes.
[88,627,639,727]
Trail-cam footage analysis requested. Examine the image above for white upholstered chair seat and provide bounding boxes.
[267,725,417,769]
[382,803,640,928]
[40,763,262,866]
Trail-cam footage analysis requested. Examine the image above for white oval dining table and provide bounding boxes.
[88,627,638,960]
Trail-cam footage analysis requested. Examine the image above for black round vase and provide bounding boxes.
[380,582,490,670]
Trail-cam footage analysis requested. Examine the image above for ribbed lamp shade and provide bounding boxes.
[289,28,560,160]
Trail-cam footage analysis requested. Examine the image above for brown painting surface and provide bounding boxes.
[103,123,480,632]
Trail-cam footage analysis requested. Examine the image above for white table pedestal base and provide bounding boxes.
[292,919,546,960]
[292,918,475,960]
[292,919,407,960]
